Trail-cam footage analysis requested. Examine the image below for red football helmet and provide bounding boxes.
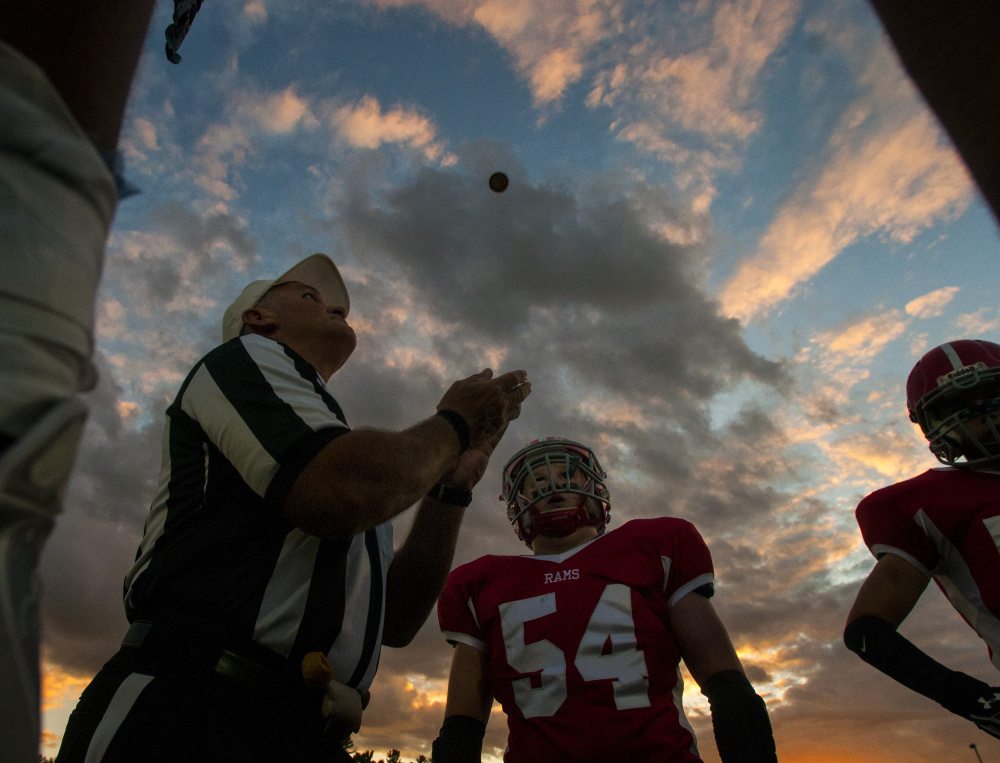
[906,339,1000,466]
[501,437,611,548]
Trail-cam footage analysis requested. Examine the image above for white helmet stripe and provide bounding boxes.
[940,342,964,370]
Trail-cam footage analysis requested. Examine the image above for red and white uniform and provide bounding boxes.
[856,467,1000,669]
[437,517,713,762]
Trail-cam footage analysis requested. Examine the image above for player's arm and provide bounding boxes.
[844,553,1000,737]
[671,593,778,763]
[284,370,529,538]
[432,642,492,763]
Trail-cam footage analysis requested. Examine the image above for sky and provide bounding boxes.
[37,0,1000,760]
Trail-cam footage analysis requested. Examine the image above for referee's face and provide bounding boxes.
[262,281,357,375]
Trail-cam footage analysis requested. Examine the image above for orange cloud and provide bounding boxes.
[720,113,971,323]
[812,311,908,365]
[528,46,584,104]
[955,307,1000,336]
[360,0,797,212]
[636,0,799,142]
[41,662,92,713]
[330,95,455,163]
[245,87,319,134]
[40,729,62,752]
[904,286,960,319]
[134,117,159,151]
[470,0,618,107]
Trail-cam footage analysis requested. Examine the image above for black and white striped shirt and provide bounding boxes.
[124,334,391,691]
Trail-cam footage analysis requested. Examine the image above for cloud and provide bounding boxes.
[451,0,620,107]
[106,203,256,333]
[625,0,799,143]
[337,146,786,418]
[362,0,799,208]
[826,428,927,482]
[955,307,1000,336]
[243,86,319,134]
[904,286,960,318]
[717,9,975,325]
[40,663,91,714]
[719,113,971,322]
[244,0,267,22]
[134,118,159,151]
[813,310,908,364]
[328,95,455,164]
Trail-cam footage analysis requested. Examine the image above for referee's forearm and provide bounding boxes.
[382,497,466,647]
[283,416,462,537]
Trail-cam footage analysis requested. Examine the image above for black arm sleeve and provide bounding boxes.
[703,669,778,763]
[843,614,991,716]
[431,715,486,763]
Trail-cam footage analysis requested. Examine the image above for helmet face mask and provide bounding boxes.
[501,438,611,548]
[907,341,1000,467]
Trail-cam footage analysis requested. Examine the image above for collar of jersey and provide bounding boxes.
[522,534,602,563]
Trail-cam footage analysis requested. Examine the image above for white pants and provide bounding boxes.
[0,40,116,762]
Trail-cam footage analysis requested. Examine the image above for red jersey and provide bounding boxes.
[437,517,714,762]
[856,467,1000,669]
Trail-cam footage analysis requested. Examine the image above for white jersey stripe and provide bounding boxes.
[327,531,376,684]
[84,673,154,763]
[124,419,174,609]
[869,544,933,579]
[668,572,714,608]
[672,666,699,758]
[352,522,393,690]
[253,529,321,657]
[914,509,1000,668]
[184,363,278,498]
[241,338,344,432]
[442,630,488,652]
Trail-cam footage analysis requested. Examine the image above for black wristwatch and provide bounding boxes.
[427,483,473,507]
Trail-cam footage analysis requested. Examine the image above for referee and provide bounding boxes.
[56,253,531,762]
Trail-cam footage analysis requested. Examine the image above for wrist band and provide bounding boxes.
[436,409,470,453]
[427,483,474,507]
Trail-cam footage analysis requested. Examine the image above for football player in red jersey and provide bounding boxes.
[432,437,777,762]
[846,339,1000,739]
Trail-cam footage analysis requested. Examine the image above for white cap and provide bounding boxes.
[221,253,350,342]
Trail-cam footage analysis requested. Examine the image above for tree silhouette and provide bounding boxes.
[349,749,427,763]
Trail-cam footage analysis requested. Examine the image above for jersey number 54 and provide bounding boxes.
[498,583,651,718]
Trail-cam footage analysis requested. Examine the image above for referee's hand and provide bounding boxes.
[438,369,531,450]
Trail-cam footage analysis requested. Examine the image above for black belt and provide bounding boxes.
[122,620,297,694]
